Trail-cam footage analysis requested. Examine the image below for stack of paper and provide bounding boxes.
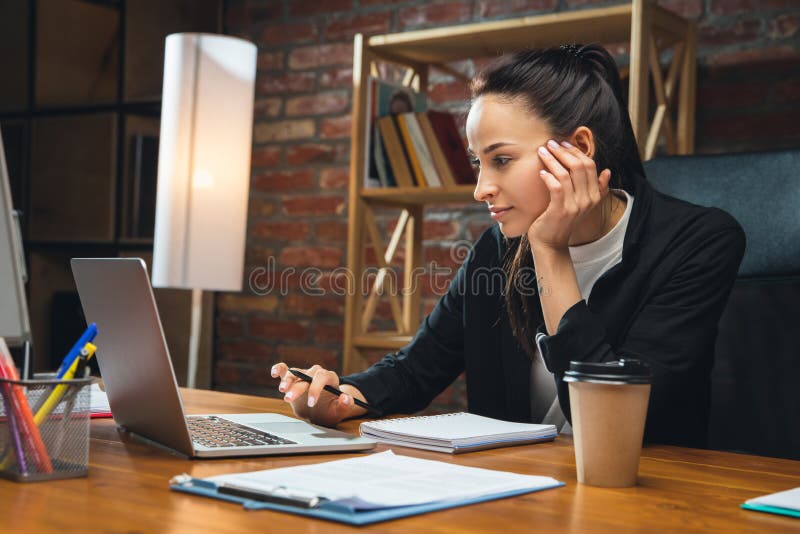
[89,383,112,418]
[25,381,111,418]
[359,412,557,453]
[171,450,564,525]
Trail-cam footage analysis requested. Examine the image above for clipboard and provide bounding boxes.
[170,475,564,526]
[169,450,565,526]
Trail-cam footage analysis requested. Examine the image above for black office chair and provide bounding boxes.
[644,149,800,460]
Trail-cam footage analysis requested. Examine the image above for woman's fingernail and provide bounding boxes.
[547,139,559,149]
[539,169,547,175]
[307,396,316,408]
[341,394,351,405]
[538,146,548,156]
[561,140,573,148]
[285,391,294,400]
[270,366,278,377]
[278,381,286,392]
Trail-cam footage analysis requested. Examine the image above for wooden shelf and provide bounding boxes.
[361,185,476,206]
[368,3,689,66]
[369,5,633,65]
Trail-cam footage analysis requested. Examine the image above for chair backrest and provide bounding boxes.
[644,149,800,460]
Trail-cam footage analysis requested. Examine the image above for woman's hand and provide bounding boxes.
[270,363,367,427]
[527,139,611,250]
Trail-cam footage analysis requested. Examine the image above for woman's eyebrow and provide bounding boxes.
[467,142,517,155]
[482,142,517,154]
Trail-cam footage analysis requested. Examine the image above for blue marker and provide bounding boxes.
[55,323,98,378]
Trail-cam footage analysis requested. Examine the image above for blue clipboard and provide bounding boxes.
[170,476,565,526]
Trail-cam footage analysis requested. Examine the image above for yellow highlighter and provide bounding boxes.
[33,342,97,426]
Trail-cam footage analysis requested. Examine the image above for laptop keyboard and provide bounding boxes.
[187,416,296,448]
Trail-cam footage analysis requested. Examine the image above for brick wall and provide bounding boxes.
[218,0,800,412]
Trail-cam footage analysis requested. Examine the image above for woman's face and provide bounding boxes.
[466,94,553,238]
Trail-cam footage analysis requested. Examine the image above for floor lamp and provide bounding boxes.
[152,33,256,388]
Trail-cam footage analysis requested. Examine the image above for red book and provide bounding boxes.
[425,111,476,185]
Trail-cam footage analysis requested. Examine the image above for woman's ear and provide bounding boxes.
[569,126,595,158]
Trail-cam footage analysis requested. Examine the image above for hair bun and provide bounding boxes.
[559,43,583,58]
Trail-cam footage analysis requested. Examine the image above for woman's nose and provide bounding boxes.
[473,172,497,202]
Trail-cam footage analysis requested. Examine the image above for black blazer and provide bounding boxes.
[342,175,745,448]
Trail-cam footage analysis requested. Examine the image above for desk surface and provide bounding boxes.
[2,388,799,532]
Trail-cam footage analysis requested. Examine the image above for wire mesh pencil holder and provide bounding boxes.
[0,376,92,482]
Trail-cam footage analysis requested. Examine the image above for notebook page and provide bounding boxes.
[206,450,560,509]
[363,412,553,440]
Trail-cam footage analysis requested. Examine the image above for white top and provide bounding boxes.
[531,190,634,430]
[570,189,634,299]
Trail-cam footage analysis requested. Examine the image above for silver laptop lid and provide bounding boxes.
[71,257,195,456]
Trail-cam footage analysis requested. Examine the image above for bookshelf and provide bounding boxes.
[343,1,697,375]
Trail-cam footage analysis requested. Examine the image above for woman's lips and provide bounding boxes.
[489,207,512,221]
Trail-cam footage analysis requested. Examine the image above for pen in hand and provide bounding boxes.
[288,369,382,417]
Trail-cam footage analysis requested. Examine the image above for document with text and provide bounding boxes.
[206,450,562,509]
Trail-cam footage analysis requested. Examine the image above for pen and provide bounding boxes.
[218,482,326,509]
[0,378,27,474]
[34,343,96,426]
[288,369,382,417]
[0,339,52,474]
[56,323,98,379]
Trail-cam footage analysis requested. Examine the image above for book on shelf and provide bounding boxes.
[426,110,476,185]
[371,124,396,188]
[399,112,443,187]
[359,412,558,454]
[373,110,474,190]
[416,112,457,188]
[376,115,415,188]
[394,114,428,187]
[363,77,426,188]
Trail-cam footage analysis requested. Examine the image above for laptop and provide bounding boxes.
[71,257,376,458]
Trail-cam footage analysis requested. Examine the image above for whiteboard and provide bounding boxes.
[0,128,30,344]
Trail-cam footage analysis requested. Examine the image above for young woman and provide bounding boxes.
[271,44,745,448]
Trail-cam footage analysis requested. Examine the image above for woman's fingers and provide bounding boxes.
[306,369,340,408]
[550,140,598,206]
[538,145,574,196]
[598,168,612,197]
[270,362,354,426]
[271,362,293,393]
[541,140,610,213]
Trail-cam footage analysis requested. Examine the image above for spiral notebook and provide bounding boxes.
[359,412,557,453]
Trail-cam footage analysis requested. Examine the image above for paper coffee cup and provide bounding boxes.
[564,359,652,488]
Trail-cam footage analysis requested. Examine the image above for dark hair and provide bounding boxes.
[470,44,644,358]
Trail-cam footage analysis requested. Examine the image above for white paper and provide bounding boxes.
[207,450,561,508]
[747,487,800,511]
[89,383,111,413]
[24,381,110,415]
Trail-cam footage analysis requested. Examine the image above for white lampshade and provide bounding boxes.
[152,33,257,291]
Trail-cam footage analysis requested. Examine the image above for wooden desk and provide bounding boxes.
[2,389,798,532]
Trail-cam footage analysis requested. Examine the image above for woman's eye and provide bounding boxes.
[469,157,480,168]
[493,157,511,167]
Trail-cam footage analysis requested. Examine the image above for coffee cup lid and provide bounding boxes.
[563,359,652,384]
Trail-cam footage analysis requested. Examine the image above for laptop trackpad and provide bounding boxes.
[249,422,323,435]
